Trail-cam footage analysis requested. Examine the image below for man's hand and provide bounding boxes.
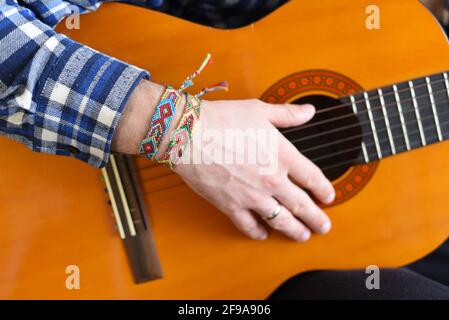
[113,80,335,241]
[175,99,335,241]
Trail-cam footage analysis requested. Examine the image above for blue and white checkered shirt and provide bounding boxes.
[0,0,154,167]
[0,0,285,167]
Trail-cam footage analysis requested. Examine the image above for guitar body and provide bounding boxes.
[1,0,449,299]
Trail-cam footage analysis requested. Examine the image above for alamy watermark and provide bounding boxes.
[365,5,381,30]
[65,264,80,290]
[177,124,280,176]
[365,265,380,290]
[65,7,81,30]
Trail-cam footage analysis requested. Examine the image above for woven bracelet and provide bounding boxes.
[158,93,202,169]
[140,53,228,168]
[139,87,182,160]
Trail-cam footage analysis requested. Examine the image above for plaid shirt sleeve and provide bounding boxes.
[0,0,150,168]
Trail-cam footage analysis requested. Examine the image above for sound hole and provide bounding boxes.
[281,95,362,181]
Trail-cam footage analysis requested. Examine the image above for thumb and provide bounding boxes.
[266,103,316,128]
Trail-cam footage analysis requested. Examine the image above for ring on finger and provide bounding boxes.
[266,202,282,220]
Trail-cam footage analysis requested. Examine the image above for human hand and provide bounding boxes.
[174,99,335,241]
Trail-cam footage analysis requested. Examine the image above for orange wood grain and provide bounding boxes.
[1,0,449,299]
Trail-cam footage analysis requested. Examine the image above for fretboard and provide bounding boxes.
[342,71,449,164]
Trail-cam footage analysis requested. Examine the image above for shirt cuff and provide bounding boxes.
[33,37,150,168]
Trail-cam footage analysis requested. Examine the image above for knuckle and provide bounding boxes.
[305,169,324,188]
[243,225,258,235]
[287,227,307,242]
[262,175,283,190]
[225,204,242,218]
[281,105,296,124]
[308,210,327,227]
[226,204,238,214]
[270,216,289,231]
[291,201,307,216]
[227,210,262,238]
[243,189,263,204]
[240,222,259,237]
[270,221,284,231]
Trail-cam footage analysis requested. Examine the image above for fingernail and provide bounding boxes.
[325,191,335,204]
[298,230,311,242]
[255,232,268,240]
[303,104,315,115]
[320,221,332,234]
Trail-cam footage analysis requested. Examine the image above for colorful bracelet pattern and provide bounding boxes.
[158,93,202,169]
[139,87,182,160]
[140,53,228,168]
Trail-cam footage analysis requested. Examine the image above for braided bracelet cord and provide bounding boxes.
[139,53,228,166]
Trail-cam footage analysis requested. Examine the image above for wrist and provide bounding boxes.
[112,79,185,156]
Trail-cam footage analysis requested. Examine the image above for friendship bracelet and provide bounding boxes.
[139,87,182,160]
[158,93,202,169]
[139,53,228,168]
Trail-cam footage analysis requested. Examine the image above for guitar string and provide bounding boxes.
[315,122,449,174]
[303,113,445,163]
[281,75,449,135]
[284,86,447,133]
[283,83,449,135]
[320,158,367,173]
[313,76,449,114]
[299,107,445,155]
[290,91,449,145]
[299,104,449,162]
[309,115,449,171]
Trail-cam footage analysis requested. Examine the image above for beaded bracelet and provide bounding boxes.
[140,53,228,168]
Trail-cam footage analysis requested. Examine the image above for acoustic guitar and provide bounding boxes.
[1,0,449,299]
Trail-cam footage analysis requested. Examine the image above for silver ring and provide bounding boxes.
[266,203,281,220]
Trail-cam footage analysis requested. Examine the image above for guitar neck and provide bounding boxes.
[344,70,449,164]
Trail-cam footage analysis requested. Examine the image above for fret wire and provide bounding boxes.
[444,73,449,102]
[350,95,369,162]
[297,94,449,154]
[349,95,357,114]
[378,88,396,154]
[363,92,382,159]
[361,143,369,163]
[287,86,449,135]
[409,81,426,146]
[283,75,449,135]
[310,113,449,170]
[392,85,411,151]
[425,77,443,141]
[292,90,449,146]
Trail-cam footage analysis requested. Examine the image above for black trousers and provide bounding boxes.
[268,268,449,300]
[269,240,449,300]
